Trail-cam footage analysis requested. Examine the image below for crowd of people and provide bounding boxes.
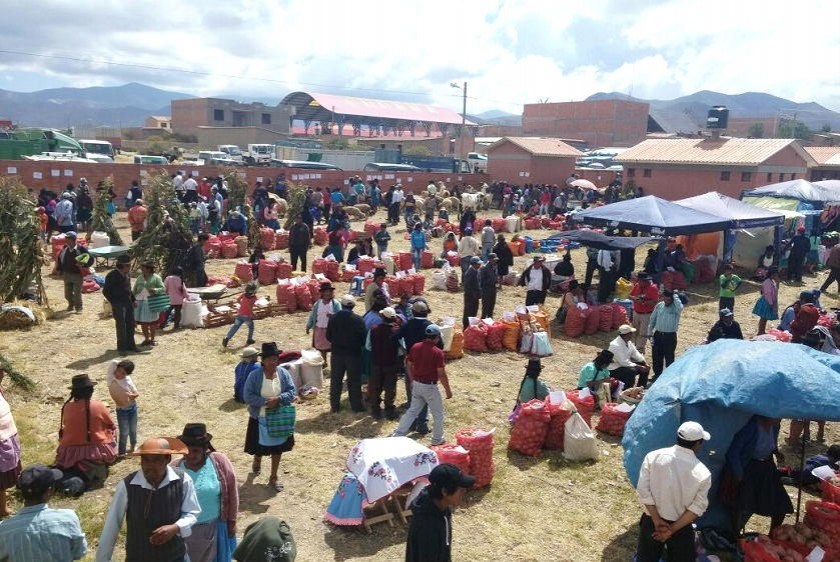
[5,171,839,562]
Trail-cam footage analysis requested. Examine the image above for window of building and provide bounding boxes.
[213,109,224,121]
[766,172,772,182]
[741,172,752,182]
[643,168,652,178]
[779,173,785,182]
[261,113,271,125]
[627,168,635,178]
[160,122,167,129]
[720,171,731,181]
[790,173,796,180]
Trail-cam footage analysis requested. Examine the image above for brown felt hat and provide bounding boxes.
[129,437,188,456]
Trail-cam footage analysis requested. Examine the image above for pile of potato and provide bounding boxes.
[770,522,831,550]
[754,534,806,562]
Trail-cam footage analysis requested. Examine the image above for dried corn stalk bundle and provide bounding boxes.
[89,176,123,245]
[283,182,308,230]
[0,177,48,306]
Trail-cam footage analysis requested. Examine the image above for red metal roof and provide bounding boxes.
[281,91,474,126]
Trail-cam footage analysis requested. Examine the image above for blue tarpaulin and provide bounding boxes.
[742,179,840,205]
[675,191,785,229]
[571,196,730,236]
[545,230,653,250]
[622,339,840,529]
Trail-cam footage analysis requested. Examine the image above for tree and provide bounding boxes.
[822,124,832,133]
[403,144,431,156]
[747,122,765,138]
[777,121,811,140]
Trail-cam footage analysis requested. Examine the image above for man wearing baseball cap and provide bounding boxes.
[56,231,89,313]
[705,308,743,343]
[0,464,87,561]
[368,307,400,420]
[635,421,711,562]
[630,272,660,353]
[405,463,474,562]
[392,324,452,446]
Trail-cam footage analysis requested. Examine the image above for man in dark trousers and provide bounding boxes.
[518,255,551,306]
[186,233,208,287]
[326,294,368,413]
[462,256,481,327]
[395,300,438,435]
[288,213,311,271]
[405,463,475,562]
[369,306,400,420]
[103,255,138,353]
[56,231,88,313]
[787,226,810,283]
[479,253,499,319]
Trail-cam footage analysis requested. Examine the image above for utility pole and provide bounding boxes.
[451,81,468,159]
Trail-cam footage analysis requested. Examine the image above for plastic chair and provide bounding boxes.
[350,276,365,296]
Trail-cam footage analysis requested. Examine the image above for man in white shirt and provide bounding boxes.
[172,172,185,197]
[608,324,650,388]
[518,255,551,306]
[457,227,480,281]
[182,174,198,203]
[636,421,711,562]
[97,437,200,562]
[426,181,437,196]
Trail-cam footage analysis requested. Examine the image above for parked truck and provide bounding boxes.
[0,128,84,160]
[244,144,274,166]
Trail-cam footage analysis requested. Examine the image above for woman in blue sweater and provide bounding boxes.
[243,342,296,492]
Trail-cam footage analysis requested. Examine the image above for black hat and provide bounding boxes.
[637,272,650,281]
[17,464,63,496]
[116,255,131,266]
[525,358,542,376]
[373,268,386,278]
[260,342,282,358]
[178,423,215,450]
[69,373,96,391]
[662,289,674,298]
[429,463,476,490]
[319,282,335,292]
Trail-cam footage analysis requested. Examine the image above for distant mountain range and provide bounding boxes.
[2,82,838,133]
[586,90,840,131]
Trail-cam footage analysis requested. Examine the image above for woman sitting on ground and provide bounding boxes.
[441,232,459,258]
[55,374,117,491]
[174,423,239,562]
[577,350,615,391]
[516,358,550,404]
[556,280,585,324]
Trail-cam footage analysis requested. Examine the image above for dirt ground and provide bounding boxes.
[1,206,838,562]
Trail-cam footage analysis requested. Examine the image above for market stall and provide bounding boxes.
[623,339,840,532]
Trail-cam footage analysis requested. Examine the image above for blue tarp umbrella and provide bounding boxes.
[622,339,840,529]
[571,196,730,236]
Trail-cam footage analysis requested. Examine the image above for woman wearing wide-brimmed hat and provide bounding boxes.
[173,423,238,562]
[133,261,166,346]
[243,342,296,492]
[55,374,117,490]
[306,282,340,363]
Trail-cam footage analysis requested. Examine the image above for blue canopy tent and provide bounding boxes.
[570,196,730,236]
[622,340,840,530]
[545,230,653,251]
[674,192,786,265]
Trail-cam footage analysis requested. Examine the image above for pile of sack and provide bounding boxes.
[565,301,628,338]
[454,428,495,488]
[508,394,599,461]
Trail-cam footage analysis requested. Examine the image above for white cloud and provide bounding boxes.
[0,0,837,112]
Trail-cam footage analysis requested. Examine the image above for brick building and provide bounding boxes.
[615,137,816,200]
[805,146,840,180]
[521,99,649,148]
[486,137,582,184]
[171,98,293,137]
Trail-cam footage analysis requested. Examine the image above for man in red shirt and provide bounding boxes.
[630,272,659,354]
[391,325,452,446]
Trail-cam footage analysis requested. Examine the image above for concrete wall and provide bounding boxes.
[521,99,649,147]
[486,141,576,184]
[172,98,292,136]
[726,117,777,138]
[0,160,484,198]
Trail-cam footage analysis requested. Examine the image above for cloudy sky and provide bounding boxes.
[2,0,839,113]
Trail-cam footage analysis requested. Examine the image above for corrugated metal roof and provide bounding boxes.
[804,146,840,166]
[280,91,474,126]
[490,137,583,157]
[616,138,813,166]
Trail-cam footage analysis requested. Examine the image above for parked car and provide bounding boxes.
[133,155,170,164]
[197,150,242,166]
[465,152,488,173]
[79,139,115,163]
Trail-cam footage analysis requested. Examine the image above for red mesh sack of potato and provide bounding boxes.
[464,323,488,352]
[412,274,425,295]
[275,262,292,280]
[430,444,471,476]
[421,250,434,269]
[398,251,413,271]
[312,258,327,276]
[595,402,632,436]
[294,284,313,311]
[565,305,587,338]
[508,399,551,457]
[357,257,375,274]
[446,253,461,267]
[308,280,321,301]
[275,232,289,250]
[583,304,600,335]
[234,262,253,282]
[313,226,327,246]
[325,260,340,282]
[257,260,278,285]
[221,242,238,259]
[566,389,595,427]
[611,302,628,330]
[341,268,357,282]
[455,428,494,488]
[804,501,840,547]
[259,228,276,250]
[598,304,614,332]
[276,283,297,314]
[486,322,506,351]
[544,400,573,450]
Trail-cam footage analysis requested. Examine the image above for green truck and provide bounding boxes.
[0,128,84,160]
